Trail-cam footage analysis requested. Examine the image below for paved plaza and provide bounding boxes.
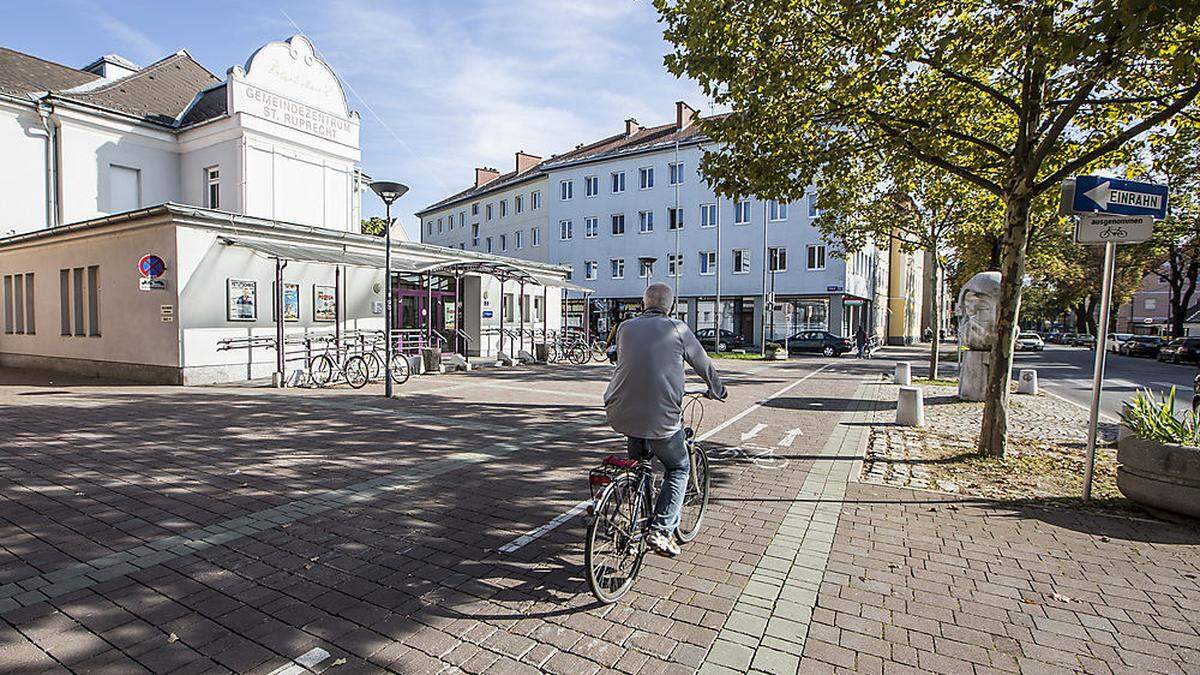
[1,354,1198,674]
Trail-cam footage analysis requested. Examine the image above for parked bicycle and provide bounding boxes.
[583,390,713,603]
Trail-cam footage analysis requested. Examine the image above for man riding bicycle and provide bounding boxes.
[603,283,727,557]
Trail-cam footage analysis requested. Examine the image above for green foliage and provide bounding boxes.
[361,217,389,237]
[1121,388,1200,446]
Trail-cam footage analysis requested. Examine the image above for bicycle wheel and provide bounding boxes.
[547,342,560,363]
[309,354,336,387]
[676,442,710,543]
[389,353,411,385]
[585,475,647,604]
[344,356,369,389]
[361,351,384,381]
[568,342,590,366]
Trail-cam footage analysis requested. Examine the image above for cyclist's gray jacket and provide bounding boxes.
[604,308,727,440]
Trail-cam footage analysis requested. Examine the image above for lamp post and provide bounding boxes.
[638,256,657,291]
[369,180,409,398]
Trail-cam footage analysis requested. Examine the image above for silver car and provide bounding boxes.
[1015,332,1044,352]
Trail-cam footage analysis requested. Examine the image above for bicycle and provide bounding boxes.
[584,390,715,604]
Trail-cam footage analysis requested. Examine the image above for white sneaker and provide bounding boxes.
[647,530,681,557]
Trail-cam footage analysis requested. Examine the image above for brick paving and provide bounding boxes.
[0,357,865,674]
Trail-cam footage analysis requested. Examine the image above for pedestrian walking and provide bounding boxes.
[855,326,867,359]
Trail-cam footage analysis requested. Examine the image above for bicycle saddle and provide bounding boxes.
[603,455,639,469]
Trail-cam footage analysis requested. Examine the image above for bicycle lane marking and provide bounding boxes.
[493,362,839,554]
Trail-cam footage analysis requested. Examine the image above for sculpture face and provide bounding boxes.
[957,272,1001,350]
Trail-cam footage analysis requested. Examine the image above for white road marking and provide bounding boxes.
[268,647,330,675]
[779,428,804,447]
[740,423,768,441]
[1041,386,1120,424]
[584,435,625,445]
[699,362,837,442]
[498,500,592,553]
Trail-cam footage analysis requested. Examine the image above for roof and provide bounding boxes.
[56,51,221,127]
[0,46,100,98]
[179,83,228,127]
[415,112,728,216]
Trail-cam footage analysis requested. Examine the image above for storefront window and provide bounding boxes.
[794,299,828,332]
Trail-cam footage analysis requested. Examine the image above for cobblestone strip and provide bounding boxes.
[0,418,590,616]
[700,379,880,674]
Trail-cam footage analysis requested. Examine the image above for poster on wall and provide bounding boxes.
[273,282,300,322]
[313,284,337,322]
[227,279,258,321]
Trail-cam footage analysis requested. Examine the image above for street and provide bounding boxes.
[1012,344,1195,421]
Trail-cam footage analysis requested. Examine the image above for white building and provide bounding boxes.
[0,36,574,383]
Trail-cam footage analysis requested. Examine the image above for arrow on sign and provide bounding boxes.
[740,423,768,442]
[779,428,804,447]
[1083,180,1111,210]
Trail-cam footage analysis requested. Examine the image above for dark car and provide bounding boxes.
[786,330,853,357]
[1120,335,1164,358]
[695,328,747,352]
[1047,332,1067,344]
[1157,337,1200,364]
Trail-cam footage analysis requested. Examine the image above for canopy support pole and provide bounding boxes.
[274,258,285,385]
[499,277,506,359]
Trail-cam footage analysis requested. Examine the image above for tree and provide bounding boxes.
[361,217,389,237]
[816,154,999,378]
[656,0,1200,456]
[1137,120,1200,336]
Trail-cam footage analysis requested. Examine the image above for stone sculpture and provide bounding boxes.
[956,271,1001,401]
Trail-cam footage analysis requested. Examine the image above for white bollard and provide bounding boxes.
[1017,369,1039,395]
[897,386,925,427]
[894,362,912,386]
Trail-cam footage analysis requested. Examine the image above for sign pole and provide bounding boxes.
[1082,240,1116,501]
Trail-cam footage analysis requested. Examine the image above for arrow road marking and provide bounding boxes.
[741,423,768,442]
[780,428,804,447]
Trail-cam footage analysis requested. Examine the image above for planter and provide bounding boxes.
[766,349,788,361]
[1116,427,1200,519]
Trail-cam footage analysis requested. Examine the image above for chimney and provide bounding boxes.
[515,151,542,174]
[474,167,500,188]
[624,118,642,137]
[675,100,697,130]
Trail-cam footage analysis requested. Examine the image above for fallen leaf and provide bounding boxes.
[167,632,179,644]
[332,658,347,667]
[1022,598,1038,605]
[1052,593,1073,603]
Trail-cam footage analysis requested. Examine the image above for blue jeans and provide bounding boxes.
[627,430,689,535]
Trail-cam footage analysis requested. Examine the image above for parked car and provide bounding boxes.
[1106,333,1134,353]
[1015,332,1045,352]
[1047,332,1067,344]
[1157,337,1200,364]
[695,328,748,352]
[1120,335,1164,358]
[786,331,853,357]
[1072,334,1096,348]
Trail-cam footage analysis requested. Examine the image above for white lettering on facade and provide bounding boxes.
[242,85,352,141]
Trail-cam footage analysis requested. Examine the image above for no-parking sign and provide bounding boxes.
[137,254,166,279]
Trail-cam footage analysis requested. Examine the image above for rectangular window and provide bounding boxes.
[611,214,625,236]
[72,267,84,335]
[426,221,434,235]
[669,161,684,185]
[585,261,598,280]
[1,273,32,334]
[560,220,573,240]
[499,200,507,218]
[669,207,684,230]
[733,249,750,274]
[1146,298,1157,311]
[515,230,524,249]
[532,227,541,246]
[769,201,788,221]
[459,212,465,227]
[700,203,717,228]
[585,175,599,197]
[639,166,654,190]
[769,247,788,272]
[472,223,480,246]
[639,259,654,278]
[639,210,654,233]
[486,237,493,253]
[611,171,626,193]
[699,251,717,276]
[472,202,480,216]
[515,195,523,213]
[87,266,99,336]
[735,200,751,225]
[500,234,507,251]
[486,204,494,221]
[59,269,69,335]
[59,266,100,337]
[807,244,826,270]
[611,258,625,279]
[560,180,573,200]
[437,217,443,234]
[585,217,599,238]
[807,192,819,218]
[205,166,220,209]
[668,254,683,277]
[531,191,541,209]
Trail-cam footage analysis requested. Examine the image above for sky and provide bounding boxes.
[0,0,709,239]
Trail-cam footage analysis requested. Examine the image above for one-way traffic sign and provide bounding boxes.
[1071,175,1168,219]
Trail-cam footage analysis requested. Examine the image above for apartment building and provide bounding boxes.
[420,102,920,344]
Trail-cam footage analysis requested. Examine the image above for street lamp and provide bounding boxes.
[369,180,409,398]
[638,256,657,290]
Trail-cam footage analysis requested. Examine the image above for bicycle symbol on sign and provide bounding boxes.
[1099,225,1127,240]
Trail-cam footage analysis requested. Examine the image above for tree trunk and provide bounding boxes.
[979,193,1032,458]
[929,259,942,380]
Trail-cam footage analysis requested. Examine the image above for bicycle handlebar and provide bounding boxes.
[685,388,727,401]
